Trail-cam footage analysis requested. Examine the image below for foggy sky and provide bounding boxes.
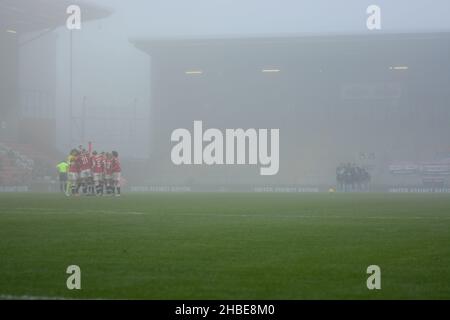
[44,0,450,157]
[14,0,450,186]
[91,0,450,37]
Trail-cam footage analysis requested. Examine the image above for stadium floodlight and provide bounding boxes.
[6,29,17,34]
[185,70,203,75]
[261,69,281,73]
[389,66,409,70]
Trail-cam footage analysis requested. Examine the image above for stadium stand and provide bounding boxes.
[0,142,56,186]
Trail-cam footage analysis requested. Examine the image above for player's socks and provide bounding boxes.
[116,187,121,195]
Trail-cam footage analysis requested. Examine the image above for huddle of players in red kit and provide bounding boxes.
[67,146,121,196]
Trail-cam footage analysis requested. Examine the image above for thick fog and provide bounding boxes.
[2,0,450,190]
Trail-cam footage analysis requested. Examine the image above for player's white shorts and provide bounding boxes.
[112,172,121,182]
[68,172,79,182]
[93,172,103,183]
[104,174,112,181]
[80,169,92,179]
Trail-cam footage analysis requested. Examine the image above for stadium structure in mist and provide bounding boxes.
[132,32,450,189]
[1,0,450,191]
[0,0,110,190]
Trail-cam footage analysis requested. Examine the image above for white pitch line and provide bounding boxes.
[4,208,145,215]
[171,213,450,220]
[0,294,71,300]
[3,209,450,220]
[0,294,108,300]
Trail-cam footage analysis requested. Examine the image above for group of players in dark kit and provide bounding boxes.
[336,163,371,192]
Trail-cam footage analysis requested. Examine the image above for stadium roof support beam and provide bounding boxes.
[0,0,112,34]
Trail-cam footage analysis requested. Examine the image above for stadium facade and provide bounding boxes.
[0,0,110,189]
[132,32,450,188]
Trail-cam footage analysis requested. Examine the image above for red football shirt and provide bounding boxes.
[104,158,113,175]
[69,156,79,173]
[112,157,121,173]
[91,155,104,173]
[79,152,91,171]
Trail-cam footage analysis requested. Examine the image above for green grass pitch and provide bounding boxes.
[0,192,449,299]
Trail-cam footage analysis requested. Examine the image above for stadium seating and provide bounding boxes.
[0,142,57,186]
